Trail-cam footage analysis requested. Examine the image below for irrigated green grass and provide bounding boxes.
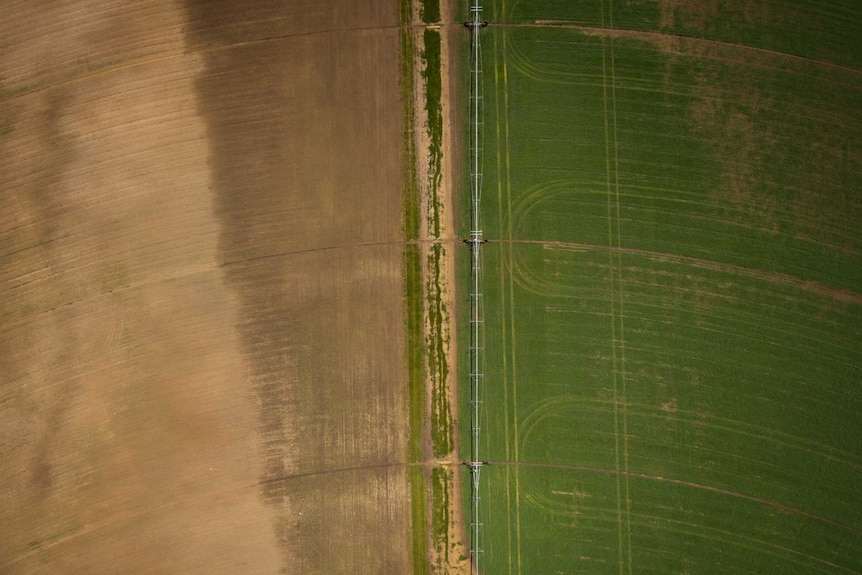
[490,0,862,70]
[466,1,862,573]
[480,241,861,571]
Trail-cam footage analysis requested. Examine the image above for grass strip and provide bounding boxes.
[421,0,441,24]
[400,3,430,573]
[422,28,443,238]
[431,467,451,568]
[409,465,431,575]
[427,243,452,457]
[405,244,426,463]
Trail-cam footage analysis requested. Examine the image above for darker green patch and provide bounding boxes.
[422,28,444,238]
[420,0,441,24]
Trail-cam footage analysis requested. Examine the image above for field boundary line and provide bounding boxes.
[486,238,862,304]
[1,23,424,104]
[258,460,435,485]
[484,461,862,537]
[218,238,458,268]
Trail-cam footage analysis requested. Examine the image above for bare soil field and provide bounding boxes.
[1,1,412,573]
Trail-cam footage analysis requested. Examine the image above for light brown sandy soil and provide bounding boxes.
[0,1,280,573]
[437,3,472,572]
[1,1,412,574]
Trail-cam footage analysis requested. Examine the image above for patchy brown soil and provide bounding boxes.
[658,0,721,31]
[432,2,471,572]
[186,1,413,573]
[2,0,413,574]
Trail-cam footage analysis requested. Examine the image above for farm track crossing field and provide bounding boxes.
[463,1,862,573]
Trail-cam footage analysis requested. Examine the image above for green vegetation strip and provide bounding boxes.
[426,243,452,458]
[409,465,431,575]
[430,467,451,568]
[420,0,441,24]
[400,3,430,573]
[405,244,425,464]
[422,28,443,238]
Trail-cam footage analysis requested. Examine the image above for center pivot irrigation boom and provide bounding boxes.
[464,2,487,575]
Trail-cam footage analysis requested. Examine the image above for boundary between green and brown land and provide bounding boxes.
[399,1,432,574]
[403,1,470,574]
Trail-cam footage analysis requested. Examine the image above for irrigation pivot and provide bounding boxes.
[464,2,486,574]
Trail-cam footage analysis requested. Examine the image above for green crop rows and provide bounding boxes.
[464,1,862,573]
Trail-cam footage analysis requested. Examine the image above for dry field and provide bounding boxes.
[1,1,412,573]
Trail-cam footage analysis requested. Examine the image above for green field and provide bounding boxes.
[463,1,862,573]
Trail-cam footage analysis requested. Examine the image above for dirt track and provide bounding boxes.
[1,1,410,573]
